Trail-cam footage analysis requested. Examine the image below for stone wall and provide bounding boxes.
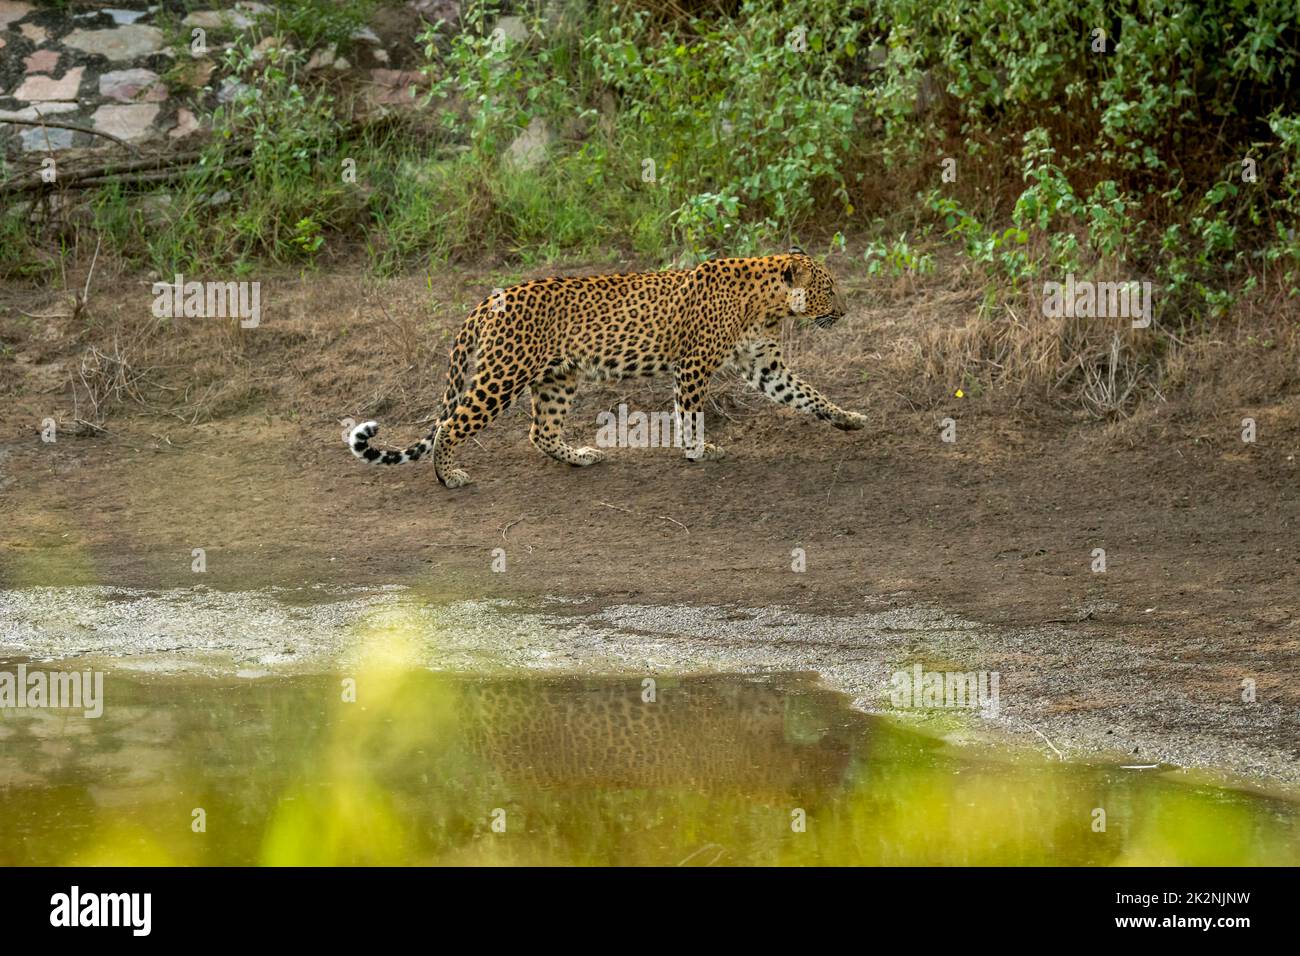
[0,1,450,156]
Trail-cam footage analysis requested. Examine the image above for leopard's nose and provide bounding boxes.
[833,290,848,316]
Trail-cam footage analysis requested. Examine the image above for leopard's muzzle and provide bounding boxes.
[812,290,848,328]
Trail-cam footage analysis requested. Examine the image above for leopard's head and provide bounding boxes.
[780,246,847,329]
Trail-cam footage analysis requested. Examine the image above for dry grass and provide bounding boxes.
[4,250,1297,447]
[71,336,161,426]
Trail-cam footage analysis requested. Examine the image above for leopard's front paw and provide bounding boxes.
[440,468,472,488]
[685,442,726,462]
[834,411,868,431]
[572,446,605,467]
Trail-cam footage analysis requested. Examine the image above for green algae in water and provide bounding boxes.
[0,669,1296,866]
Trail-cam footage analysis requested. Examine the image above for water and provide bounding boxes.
[1,665,1296,866]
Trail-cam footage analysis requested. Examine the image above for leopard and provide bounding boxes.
[346,246,866,487]
[450,676,852,794]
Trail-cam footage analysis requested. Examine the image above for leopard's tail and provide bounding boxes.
[345,312,480,466]
[346,419,433,465]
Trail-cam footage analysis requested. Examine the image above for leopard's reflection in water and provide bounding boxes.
[1,668,1297,866]
[453,675,856,795]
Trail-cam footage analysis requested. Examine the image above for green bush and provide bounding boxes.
[421,0,866,259]
[862,0,1300,310]
[585,1,865,255]
[414,0,1298,312]
[99,40,358,273]
[7,0,1298,316]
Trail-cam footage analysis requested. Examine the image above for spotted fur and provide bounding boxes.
[347,248,865,487]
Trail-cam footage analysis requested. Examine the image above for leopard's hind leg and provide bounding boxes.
[528,363,604,467]
[433,360,531,488]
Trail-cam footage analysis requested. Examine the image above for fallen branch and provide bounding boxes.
[71,235,101,323]
[1032,727,1065,760]
[56,158,249,192]
[598,500,690,534]
[656,514,690,535]
[0,115,139,151]
[1,149,246,196]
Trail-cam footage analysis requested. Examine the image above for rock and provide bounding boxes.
[23,49,59,73]
[64,25,165,61]
[20,127,74,151]
[169,107,201,139]
[597,90,616,135]
[543,0,583,30]
[505,117,551,171]
[0,2,33,31]
[18,22,45,42]
[409,0,460,25]
[494,15,528,44]
[13,68,85,102]
[184,10,253,30]
[172,59,215,89]
[367,69,426,107]
[217,77,255,104]
[307,44,337,70]
[90,103,161,143]
[103,8,149,25]
[131,193,174,226]
[250,34,282,61]
[351,26,380,43]
[0,102,79,120]
[914,70,942,114]
[333,56,350,72]
[559,112,588,142]
[99,68,166,103]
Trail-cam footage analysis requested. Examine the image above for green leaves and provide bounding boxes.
[582,0,866,256]
[396,0,1299,298]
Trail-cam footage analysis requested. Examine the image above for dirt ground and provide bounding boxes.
[1,258,1298,781]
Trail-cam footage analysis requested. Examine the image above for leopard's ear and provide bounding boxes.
[789,244,805,256]
[781,264,796,285]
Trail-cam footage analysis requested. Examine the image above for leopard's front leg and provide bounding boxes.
[742,341,866,430]
[673,354,725,461]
